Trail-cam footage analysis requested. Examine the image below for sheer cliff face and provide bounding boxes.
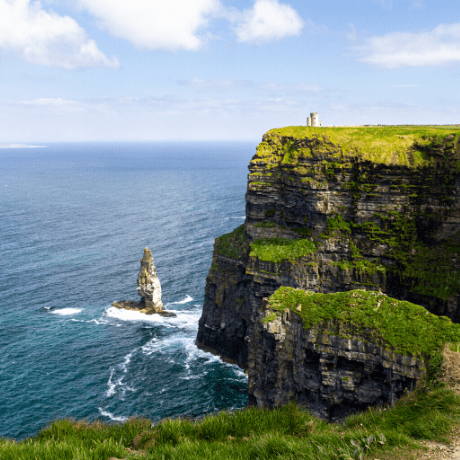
[249,301,426,422]
[196,127,460,374]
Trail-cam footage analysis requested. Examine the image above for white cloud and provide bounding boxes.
[177,78,323,93]
[20,97,87,113]
[0,0,120,69]
[232,0,303,44]
[177,78,254,90]
[259,82,323,93]
[19,97,118,115]
[22,97,79,106]
[356,23,460,68]
[78,0,221,51]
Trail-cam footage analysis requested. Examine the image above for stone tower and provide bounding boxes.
[307,112,322,127]
[311,112,319,127]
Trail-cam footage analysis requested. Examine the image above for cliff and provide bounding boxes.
[197,126,460,354]
[196,125,460,416]
[249,287,460,420]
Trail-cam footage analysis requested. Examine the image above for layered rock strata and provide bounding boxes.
[197,126,460,375]
[114,248,176,317]
[246,288,460,421]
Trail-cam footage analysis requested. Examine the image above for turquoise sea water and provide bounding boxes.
[0,142,255,440]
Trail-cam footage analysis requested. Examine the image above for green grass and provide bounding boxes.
[250,238,317,263]
[267,288,460,356]
[254,221,276,228]
[214,225,249,260]
[254,125,460,167]
[2,387,460,460]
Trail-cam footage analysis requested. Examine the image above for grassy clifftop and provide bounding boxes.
[254,125,460,168]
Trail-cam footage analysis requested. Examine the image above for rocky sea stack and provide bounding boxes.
[196,125,460,419]
[113,248,176,317]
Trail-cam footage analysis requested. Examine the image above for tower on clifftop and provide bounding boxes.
[307,112,322,127]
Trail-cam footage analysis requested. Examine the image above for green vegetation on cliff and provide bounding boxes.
[2,387,460,460]
[266,288,460,356]
[255,125,460,167]
[250,238,317,263]
[214,225,249,260]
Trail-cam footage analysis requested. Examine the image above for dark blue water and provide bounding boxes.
[0,141,255,440]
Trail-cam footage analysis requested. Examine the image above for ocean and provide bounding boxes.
[0,141,256,440]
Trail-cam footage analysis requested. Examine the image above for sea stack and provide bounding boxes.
[138,248,163,312]
[113,248,176,317]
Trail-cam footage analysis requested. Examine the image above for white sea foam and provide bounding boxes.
[105,306,169,324]
[231,216,246,219]
[168,295,193,305]
[104,306,201,330]
[98,408,128,422]
[0,144,45,149]
[70,318,105,325]
[179,372,207,380]
[168,310,201,330]
[121,352,133,373]
[233,368,247,378]
[141,336,198,356]
[106,351,136,398]
[106,369,116,397]
[50,308,82,316]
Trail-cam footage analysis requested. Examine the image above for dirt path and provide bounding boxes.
[415,425,460,460]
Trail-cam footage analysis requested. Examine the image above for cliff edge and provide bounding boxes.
[196,125,460,416]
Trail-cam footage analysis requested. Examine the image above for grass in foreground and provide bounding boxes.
[1,386,460,460]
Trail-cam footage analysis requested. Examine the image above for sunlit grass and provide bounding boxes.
[264,125,460,167]
[250,237,317,263]
[2,386,460,459]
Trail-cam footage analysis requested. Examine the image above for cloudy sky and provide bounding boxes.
[0,0,458,141]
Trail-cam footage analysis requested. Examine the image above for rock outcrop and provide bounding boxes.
[113,248,176,317]
[137,248,163,312]
[196,125,460,417]
[247,288,460,420]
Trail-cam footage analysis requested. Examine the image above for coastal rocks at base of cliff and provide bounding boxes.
[113,248,176,317]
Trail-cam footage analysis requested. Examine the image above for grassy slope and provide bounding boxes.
[2,386,460,460]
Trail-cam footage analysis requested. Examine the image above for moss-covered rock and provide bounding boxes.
[248,288,460,421]
[267,287,460,356]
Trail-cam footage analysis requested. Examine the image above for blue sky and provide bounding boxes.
[0,0,458,142]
